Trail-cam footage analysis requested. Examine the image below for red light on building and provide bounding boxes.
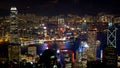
[59,27,63,31]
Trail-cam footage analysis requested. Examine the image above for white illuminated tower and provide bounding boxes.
[9,7,19,43]
[8,7,21,62]
[107,22,117,48]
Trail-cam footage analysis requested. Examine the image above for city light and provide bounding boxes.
[10,7,17,11]
[59,27,63,31]
[57,50,60,53]
[0,4,120,68]
[43,26,47,29]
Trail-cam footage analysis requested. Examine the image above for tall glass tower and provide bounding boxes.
[107,22,117,48]
[8,7,21,62]
[9,7,19,43]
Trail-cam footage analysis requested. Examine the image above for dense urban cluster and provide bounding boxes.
[0,13,120,39]
[0,10,120,68]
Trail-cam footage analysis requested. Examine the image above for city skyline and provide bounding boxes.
[0,1,120,67]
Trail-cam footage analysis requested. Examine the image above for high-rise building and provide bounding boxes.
[8,7,21,62]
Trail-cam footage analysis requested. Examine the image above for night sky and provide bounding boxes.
[0,0,120,16]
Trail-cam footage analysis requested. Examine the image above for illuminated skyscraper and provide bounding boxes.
[87,30,97,60]
[107,22,117,48]
[9,7,19,43]
[8,7,21,62]
[58,18,65,37]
